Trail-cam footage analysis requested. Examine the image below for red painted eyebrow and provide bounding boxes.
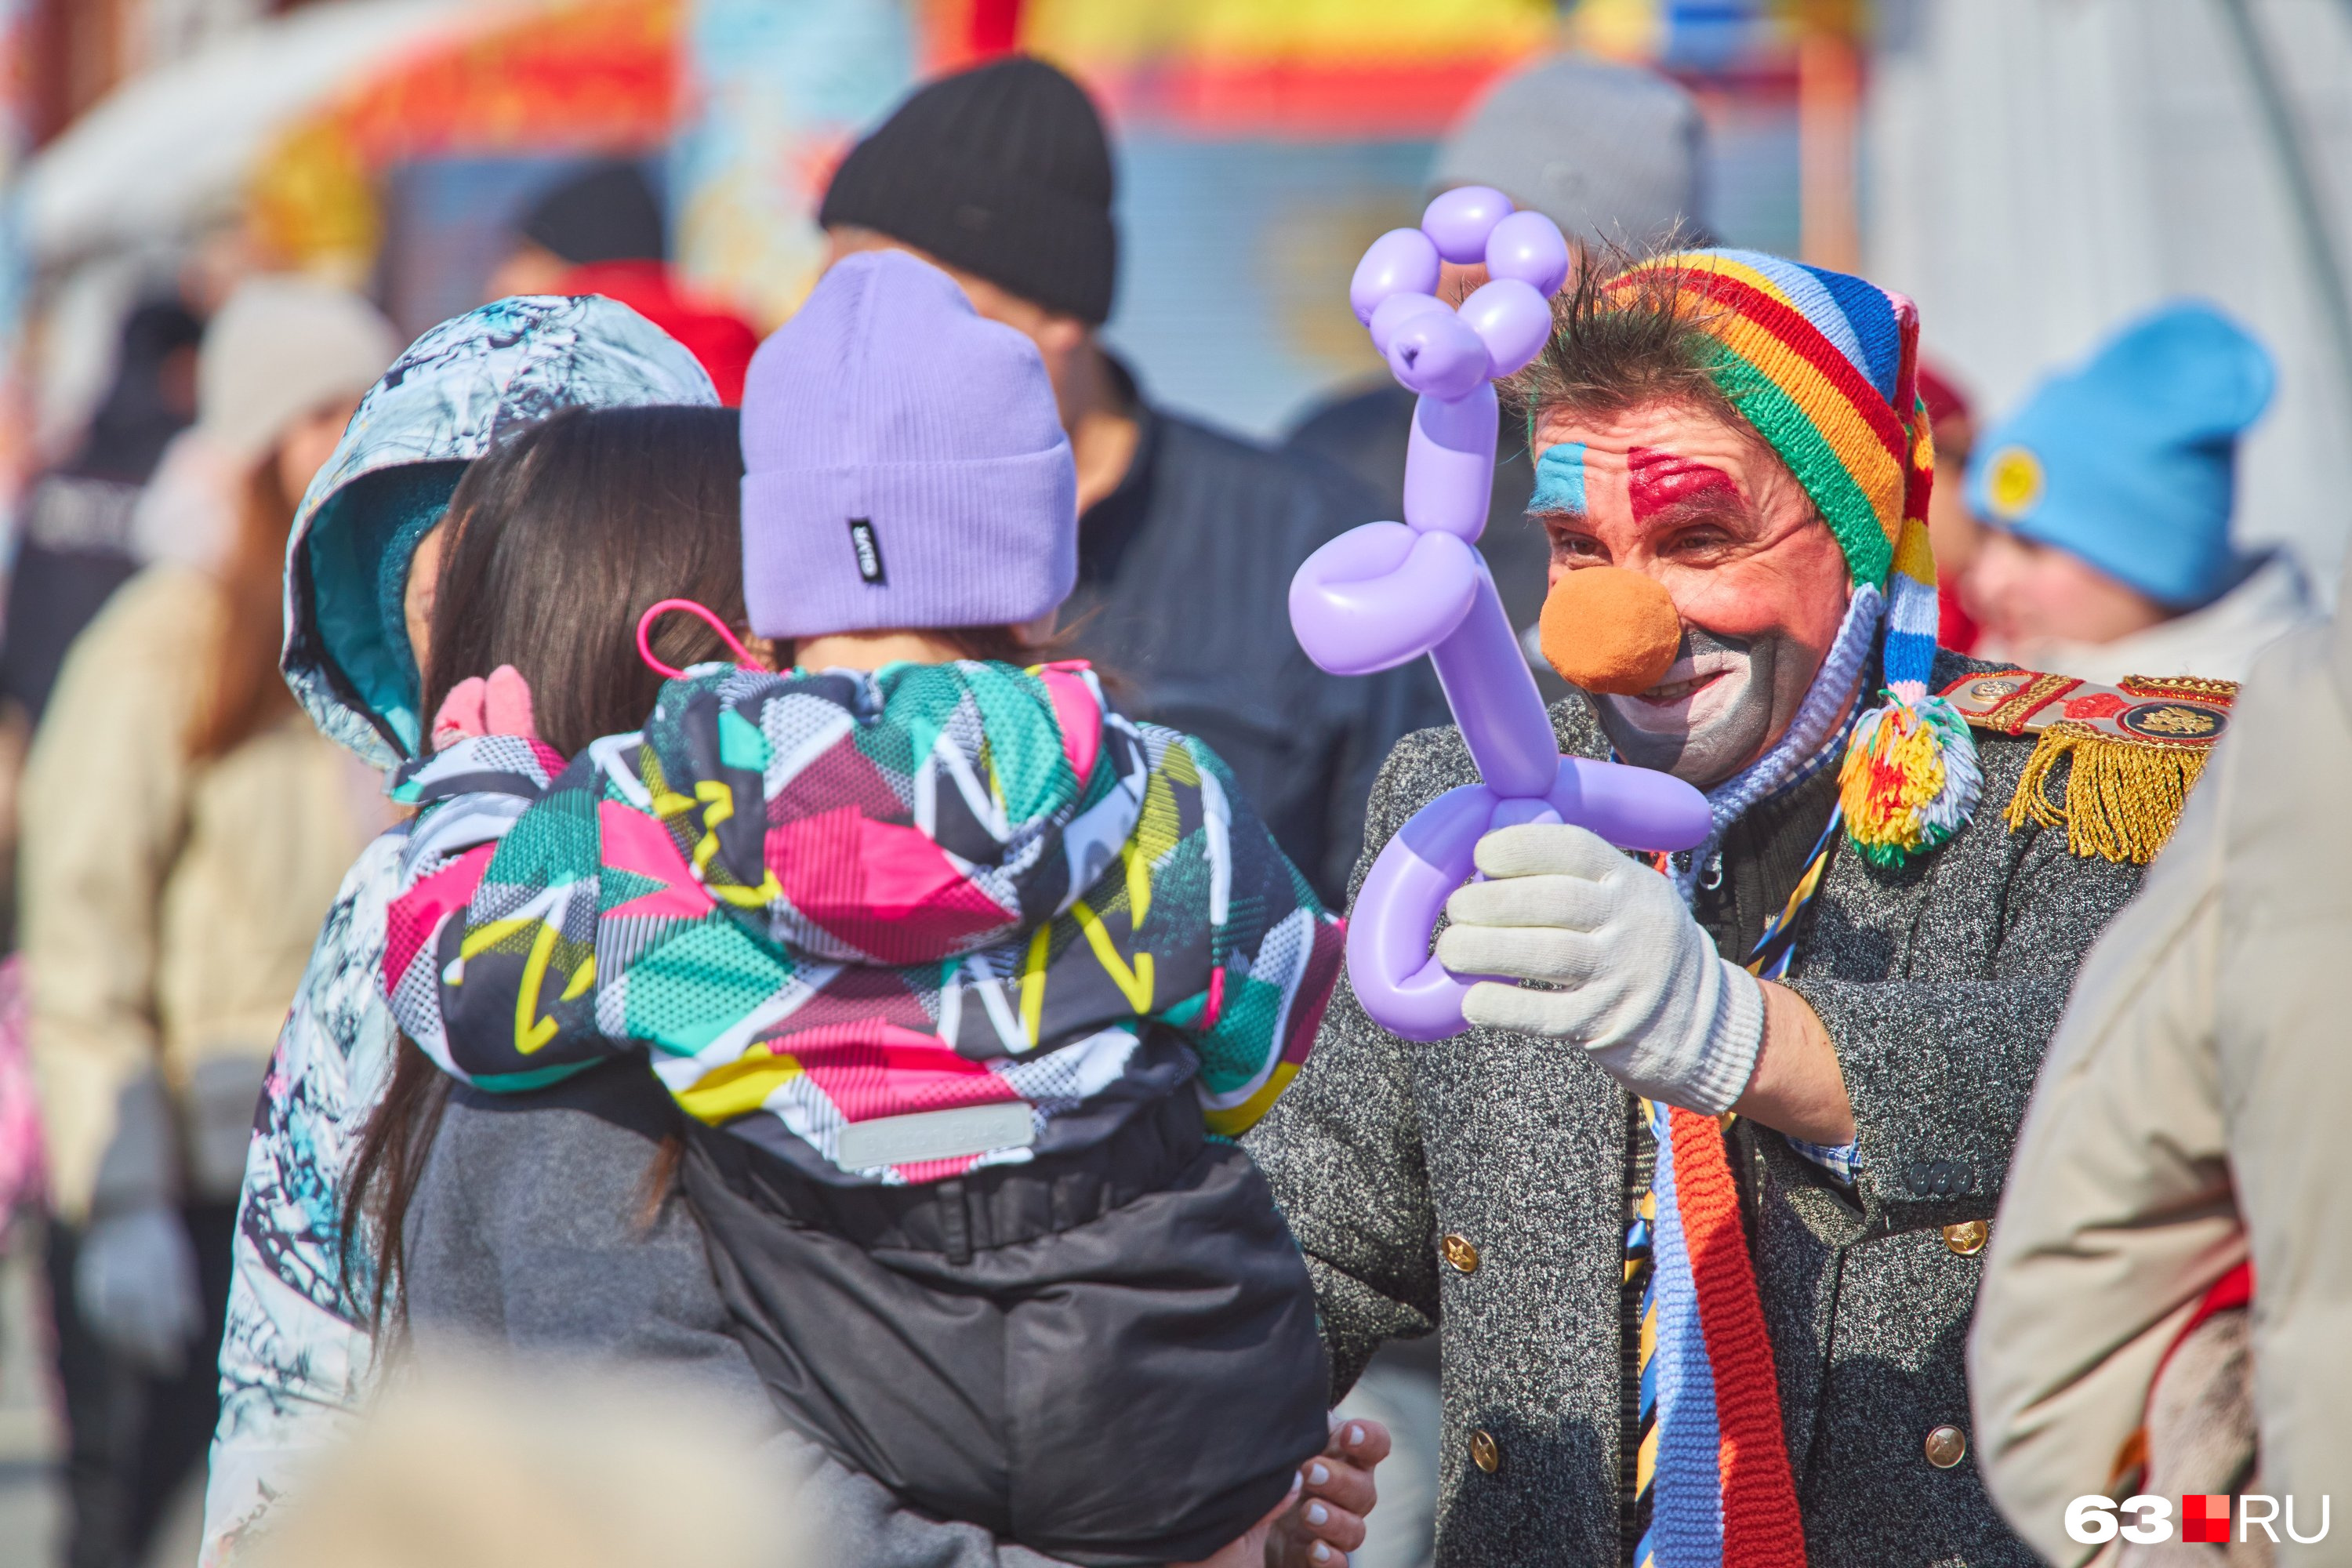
[1628,448,1741,523]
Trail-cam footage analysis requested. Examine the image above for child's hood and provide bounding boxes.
[282,294,717,770]
[637,659,1154,967]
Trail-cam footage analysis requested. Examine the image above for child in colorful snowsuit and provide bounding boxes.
[380,252,1341,1566]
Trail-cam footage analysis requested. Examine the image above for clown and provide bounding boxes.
[1248,249,2212,1566]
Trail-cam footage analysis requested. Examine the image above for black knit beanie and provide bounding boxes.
[521,161,666,266]
[819,56,1117,325]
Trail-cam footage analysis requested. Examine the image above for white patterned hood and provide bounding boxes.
[279,293,718,769]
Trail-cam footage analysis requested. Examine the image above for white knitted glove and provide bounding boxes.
[76,1205,203,1377]
[1435,823,1767,1113]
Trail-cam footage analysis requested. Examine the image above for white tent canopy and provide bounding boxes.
[23,0,506,267]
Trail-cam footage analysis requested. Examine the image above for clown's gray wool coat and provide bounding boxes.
[1247,652,2143,1567]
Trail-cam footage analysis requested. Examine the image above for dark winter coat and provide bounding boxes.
[407,1064,1080,1568]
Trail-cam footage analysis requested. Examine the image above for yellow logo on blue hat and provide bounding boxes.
[1983,445,2045,520]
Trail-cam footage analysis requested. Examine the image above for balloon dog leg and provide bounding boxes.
[1348,786,1499,1044]
[1427,570,1557,800]
[1345,751,1716,1043]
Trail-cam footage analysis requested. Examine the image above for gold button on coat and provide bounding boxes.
[1943,1221,1988,1256]
[1924,1425,1968,1468]
[1440,1233,1481,1274]
[1468,1429,1501,1473]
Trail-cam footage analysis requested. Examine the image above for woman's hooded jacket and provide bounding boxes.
[203,296,715,1566]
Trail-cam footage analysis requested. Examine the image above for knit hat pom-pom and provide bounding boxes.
[1838,690,1980,868]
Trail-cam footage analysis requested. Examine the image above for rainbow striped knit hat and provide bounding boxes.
[1600,249,1979,867]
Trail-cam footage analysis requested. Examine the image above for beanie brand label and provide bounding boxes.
[848,518,887,585]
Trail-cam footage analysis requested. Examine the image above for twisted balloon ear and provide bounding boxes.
[1350,228,1443,325]
[1458,278,1553,379]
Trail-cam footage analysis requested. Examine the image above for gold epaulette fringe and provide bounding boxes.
[1940,671,2238,864]
[2003,722,2212,864]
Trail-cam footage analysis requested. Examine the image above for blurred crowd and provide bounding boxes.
[0,39,2334,1568]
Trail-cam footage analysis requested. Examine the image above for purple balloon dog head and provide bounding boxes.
[1290,189,1711,1041]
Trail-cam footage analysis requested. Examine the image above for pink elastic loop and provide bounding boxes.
[636,598,760,680]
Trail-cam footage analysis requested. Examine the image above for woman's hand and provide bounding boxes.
[1170,1417,1392,1566]
[1269,1418,1391,1566]
[1171,1475,1300,1568]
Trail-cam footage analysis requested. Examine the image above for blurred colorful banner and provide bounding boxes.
[673,0,915,330]
[260,0,914,332]
[994,0,1559,136]
[872,0,1837,433]
[220,0,1840,436]
[254,0,680,286]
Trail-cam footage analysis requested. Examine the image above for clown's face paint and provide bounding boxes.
[1529,441,1588,515]
[1594,622,1780,779]
[1526,401,1853,788]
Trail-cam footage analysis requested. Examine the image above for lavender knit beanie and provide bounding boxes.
[739,250,1077,640]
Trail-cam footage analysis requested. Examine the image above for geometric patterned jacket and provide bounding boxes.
[382,659,1342,1186]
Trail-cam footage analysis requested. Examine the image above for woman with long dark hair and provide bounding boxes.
[202,292,727,1564]
[340,402,752,1340]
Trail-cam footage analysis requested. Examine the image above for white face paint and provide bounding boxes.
[1593,625,1783,786]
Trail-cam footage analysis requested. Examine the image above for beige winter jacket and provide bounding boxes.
[1970,608,2352,1563]
[22,565,382,1223]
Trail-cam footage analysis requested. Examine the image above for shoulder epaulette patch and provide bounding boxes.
[1939,670,2238,864]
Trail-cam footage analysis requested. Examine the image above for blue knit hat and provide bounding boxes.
[1967,302,2274,608]
[739,250,1077,641]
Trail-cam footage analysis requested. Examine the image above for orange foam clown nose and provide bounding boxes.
[1540,567,1682,695]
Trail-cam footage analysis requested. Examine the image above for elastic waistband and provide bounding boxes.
[683,1090,1207,1260]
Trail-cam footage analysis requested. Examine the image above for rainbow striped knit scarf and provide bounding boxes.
[1643,1098,1809,1568]
[1602,249,1979,869]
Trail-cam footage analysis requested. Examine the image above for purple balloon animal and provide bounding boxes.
[1288,189,1712,1042]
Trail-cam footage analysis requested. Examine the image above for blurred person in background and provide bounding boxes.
[1961,302,2317,684]
[128,214,308,579]
[247,1357,804,1568]
[1279,59,1707,1566]
[0,301,204,963]
[1915,363,1984,654]
[486,158,761,405]
[1287,56,1708,706]
[129,408,253,579]
[0,299,204,730]
[21,276,397,1568]
[819,54,1431,906]
[1969,549,2352,1565]
[201,295,721,1565]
